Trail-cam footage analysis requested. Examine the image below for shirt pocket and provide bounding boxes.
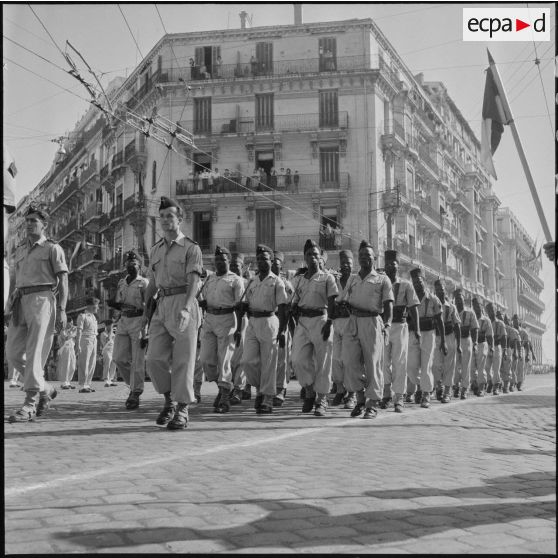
[167,252,186,280]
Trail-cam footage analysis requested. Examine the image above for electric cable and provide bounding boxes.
[117,4,144,60]
[27,4,66,60]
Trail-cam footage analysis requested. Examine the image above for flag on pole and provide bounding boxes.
[480,57,510,179]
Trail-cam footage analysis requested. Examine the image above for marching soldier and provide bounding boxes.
[229,253,250,404]
[291,239,338,416]
[502,314,521,393]
[7,204,69,422]
[452,289,478,400]
[142,197,203,430]
[485,303,506,395]
[340,240,393,419]
[407,268,446,409]
[471,297,493,397]
[380,250,420,412]
[240,244,288,414]
[193,267,213,403]
[514,314,528,391]
[522,324,536,380]
[112,251,148,408]
[271,250,293,406]
[198,245,245,413]
[331,249,357,409]
[432,279,461,404]
[76,297,100,393]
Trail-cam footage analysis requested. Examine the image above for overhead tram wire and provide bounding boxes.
[27,4,66,61]
[4,35,72,74]
[117,4,144,60]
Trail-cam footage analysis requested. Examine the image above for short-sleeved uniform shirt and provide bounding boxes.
[492,318,506,344]
[460,309,479,330]
[245,272,288,313]
[519,327,529,348]
[147,232,203,288]
[506,325,520,348]
[116,275,149,310]
[14,235,68,288]
[477,315,494,339]
[201,271,245,309]
[280,273,294,299]
[77,311,98,338]
[340,269,393,313]
[392,278,420,309]
[441,300,461,325]
[292,270,338,310]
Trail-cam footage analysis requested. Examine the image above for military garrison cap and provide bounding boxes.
[384,250,398,263]
[256,244,273,257]
[273,251,285,263]
[339,250,353,259]
[231,252,245,262]
[25,204,48,221]
[303,238,319,254]
[215,245,231,257]
[434,278,445,287]
[359,240,374,251]
[159,196,180,211]
[124,250,140,262]
[410,267,423,278]
[454,287,463,297]
[86,296,100,306]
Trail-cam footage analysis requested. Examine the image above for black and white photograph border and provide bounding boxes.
[3,2,556,554]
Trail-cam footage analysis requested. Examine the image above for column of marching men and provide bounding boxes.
[6,196,537,427]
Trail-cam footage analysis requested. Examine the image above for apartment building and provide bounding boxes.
[7,13,545,332]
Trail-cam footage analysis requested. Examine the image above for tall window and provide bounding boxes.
[193,211,212,250]
[256,208,275,248]
[319,90,338,128]
[194,97,212,134]
[151,161,157,191]
[319,37,337,71]
[255,42,273,75]
[319,147,339,189]
[255,93,274,131]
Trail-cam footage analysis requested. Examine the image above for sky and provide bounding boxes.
[3,1,555,361]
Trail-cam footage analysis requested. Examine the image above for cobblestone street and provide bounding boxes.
[4,373,555,554]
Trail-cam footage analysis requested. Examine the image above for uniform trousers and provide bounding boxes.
[102,345,117,382]
[486,345,502,386]
[291,315,333,395]
[113,315,145,393]
[145,294,200,404]
[516,354,525,384]
[78,336,97,388]
[454,336,473,388]
[500,348,512,383]
[6,291,56,399]
[432,334,456,388]
[342,315,383,402]
[276,329,291,392]
[57,341,76,384]
[199,312,236,390]
[332,317,350,391]
[241,315,279,396]
[383,321,409,396]
[472,341,488,385]
[231,315,248,390]
[407,329,436,393]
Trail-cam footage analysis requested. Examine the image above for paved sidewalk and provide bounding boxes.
[4,373,555,554]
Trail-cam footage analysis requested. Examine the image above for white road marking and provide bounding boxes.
[5,382,554,497]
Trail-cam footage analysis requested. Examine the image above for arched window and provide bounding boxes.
[152,161,157,190]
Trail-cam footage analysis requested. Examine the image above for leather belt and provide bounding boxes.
[392,306,407,322]
[478,334,486,343]
[410,317,435,332]
[159,285,188,297]
[121,309,144,318]
[392,318,407,323]
[248,310,274,318]
[18,285,54,295]
[437,322,453,335]
[349,306,379,318]
[461,327,471,338]
[206,307,235,315]
[298,308,326,318]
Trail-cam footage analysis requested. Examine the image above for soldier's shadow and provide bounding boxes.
[51,470,555,551]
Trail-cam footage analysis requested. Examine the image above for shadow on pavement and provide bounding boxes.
[51,470,556,551]
[483,447,555,457]
[486,394,555,408]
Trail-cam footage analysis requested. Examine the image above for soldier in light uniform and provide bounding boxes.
[514,314,529,391]
[432,279,461,404]
[452,289,479,400]
[271,250,293,406]
[100,321,118,387]
[331,249,357,409]
[57,321,77,389]
[76,297,100,393]
[291,239,338,417]
[407,268,446,409]
[229,253,250,405]
[501,314,520,393]
[112,251,148,408]
[142,197,203,430]
[508,314,523,392]
[340,240,393,419]
[240,244,288,414]
[522,326,536,380]
[485,303,506,395]
[380,250,420,413]
[198,245,245,413]
[7,205,68,422]
[471,297,493,397]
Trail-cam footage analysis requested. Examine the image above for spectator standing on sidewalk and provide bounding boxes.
[58,320,77,389]
[76,297,100,393]
[100,321,118,387]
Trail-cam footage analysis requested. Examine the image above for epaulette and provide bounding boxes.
[185,236,198,245]
[152,238,165,248]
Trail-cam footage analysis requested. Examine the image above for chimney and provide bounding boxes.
[240,10,248,29]
[294,3,302,25]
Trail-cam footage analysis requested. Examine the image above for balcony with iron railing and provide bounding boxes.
[517,261,544,289]
[79,161,99,186]
[521,314,546,332]
[518,288,545,312]
[74,248,102,269]
[109,204,124,222]
[83,201,103,224]
[175,172,349,196]
[419,200,442,225]
[100,163,110,182]
[53,177,80,209]
[57,218,79,240]
[417,144,439,176]
[99,213,110,230]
